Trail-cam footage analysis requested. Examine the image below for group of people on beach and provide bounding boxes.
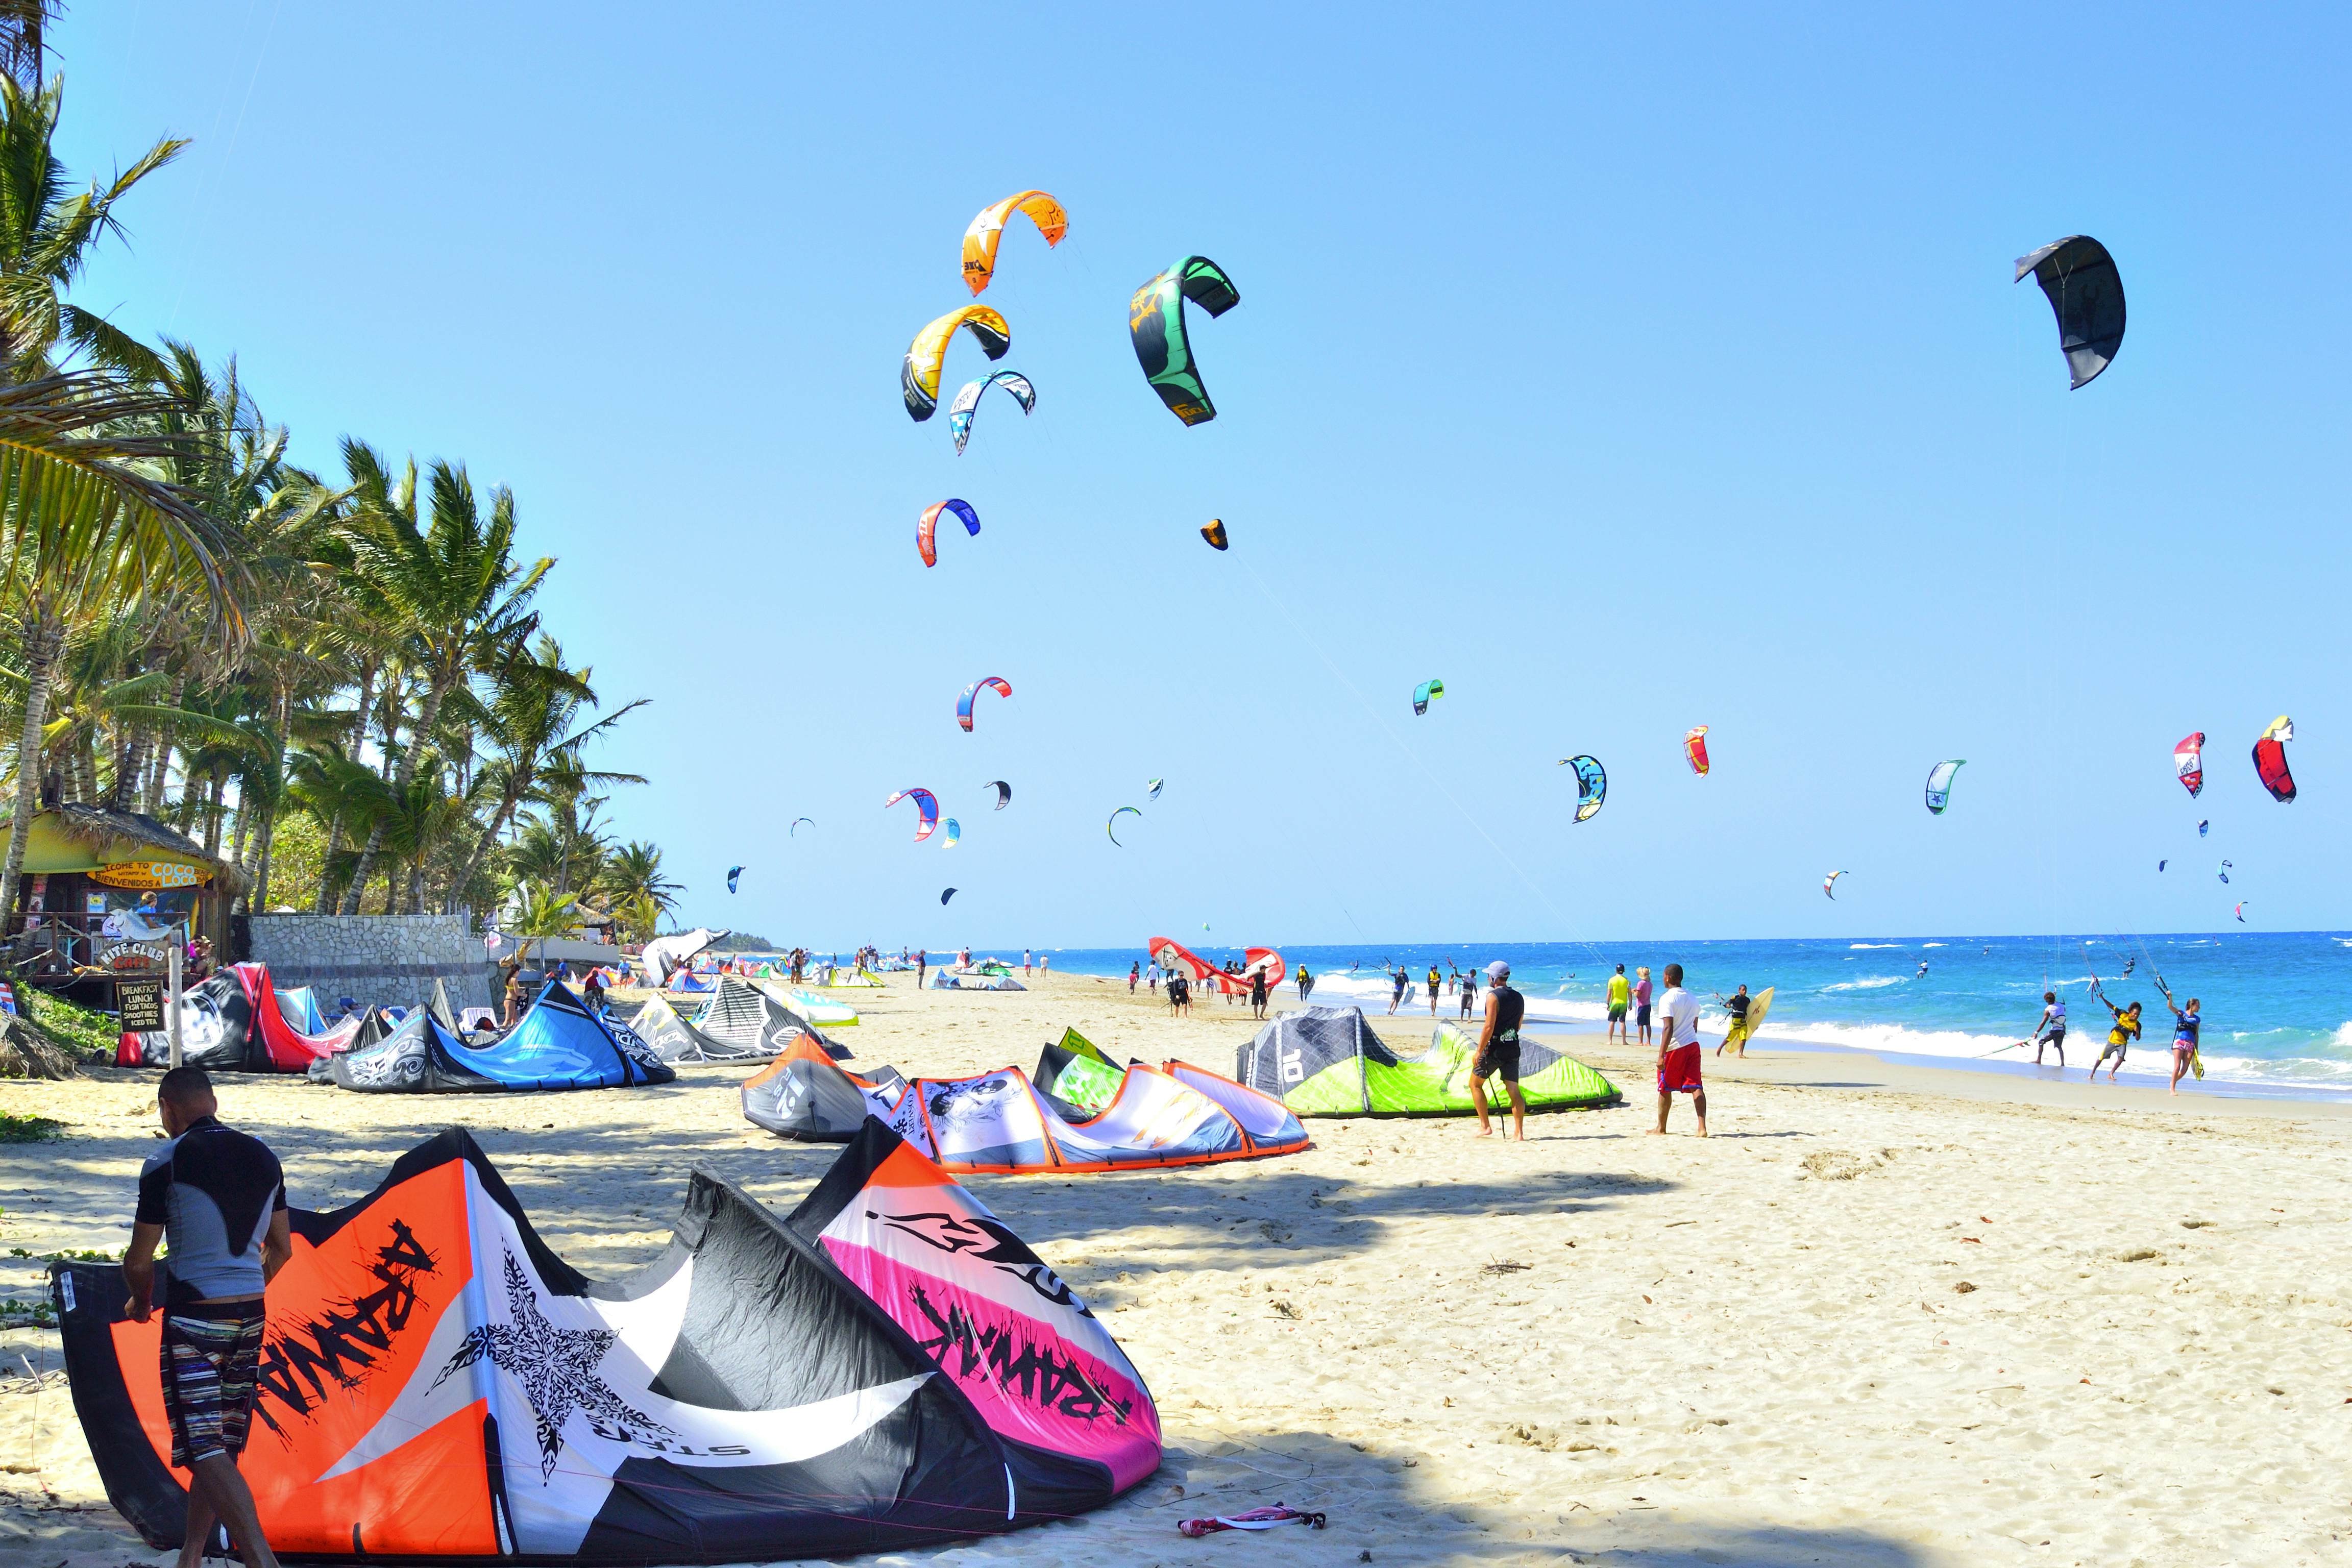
[2029,981,2204,1093]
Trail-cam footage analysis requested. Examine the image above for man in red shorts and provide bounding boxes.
[1650,963,1708,1136]
[122,1067,290,1568]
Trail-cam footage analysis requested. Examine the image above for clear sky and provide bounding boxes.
[58,3,2352,948]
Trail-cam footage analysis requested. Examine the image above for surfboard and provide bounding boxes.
[1741,986,1775,1044]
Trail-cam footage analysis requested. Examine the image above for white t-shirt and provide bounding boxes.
[1657,986,1702,1048]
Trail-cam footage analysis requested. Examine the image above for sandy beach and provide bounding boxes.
[7,968,2352,1566]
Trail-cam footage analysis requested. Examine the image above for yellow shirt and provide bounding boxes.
[1607,974,1631,1006]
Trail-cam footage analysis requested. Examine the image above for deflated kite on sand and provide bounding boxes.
[1234,1006,1619,1116]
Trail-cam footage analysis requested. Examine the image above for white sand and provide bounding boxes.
[6,968,2352,1566]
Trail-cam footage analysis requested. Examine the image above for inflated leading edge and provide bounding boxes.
[51,1122,1159,1562]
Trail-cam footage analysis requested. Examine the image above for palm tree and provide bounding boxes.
[506,879,580,968]
[336,450,550,910]
[600,841,678,915]
[0,2,56,94]
[609,890,663,945]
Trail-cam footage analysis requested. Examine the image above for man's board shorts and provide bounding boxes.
[2043,1027,2065,1045]
[160,1300,266,1468]
[1475,1039,1522,1084]
[1607,1004,1628,1022]
[1658,1043,1704,1095]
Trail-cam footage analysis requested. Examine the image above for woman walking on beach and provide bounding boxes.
[2090,990,2142,1082]
[1633,966,1654,1044]
[2157,982,2201,1094]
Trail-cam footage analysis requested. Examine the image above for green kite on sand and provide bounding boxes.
[1233,1006,1620,1116]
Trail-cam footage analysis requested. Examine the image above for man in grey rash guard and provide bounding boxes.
[123,1066,291,1568]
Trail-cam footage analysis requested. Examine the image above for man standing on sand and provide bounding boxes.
[1605,964,1632,1044]
[1250,963,1268,1020]
[1427,963,1441,1017]
[1387,965,1406,1016]
[1651,963,1708,1136]
[1471,960,1529,1140]
[122,1068,290,1568]
[1023,949,1032,977]
[917,950,928,989]
[1459,963,1477,1019]
[1633,966,1654,1044]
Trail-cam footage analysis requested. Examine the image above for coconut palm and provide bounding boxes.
[600,841,678,915]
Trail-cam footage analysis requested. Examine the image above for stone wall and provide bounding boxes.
[246,911,496,1013]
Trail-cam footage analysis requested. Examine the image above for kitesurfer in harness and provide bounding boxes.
[1472,961,1528,1140]
[2156,982,2201,1095]
[2031,991,2066,1066]
[2089,988,2141,1083]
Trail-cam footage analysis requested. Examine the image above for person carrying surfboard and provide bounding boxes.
[1714,984,1754,1057]
[2155,982,2202,1095]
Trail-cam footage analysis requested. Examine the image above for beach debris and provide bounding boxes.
[2015,235,2125,388]
[2253,715,2296,802]
[917,498,981,568]
[1558,755,1606,821]
[947,370,1035,455]
[962,190,1066,295]
[956,675,1011,732]
[1684,724,1710,775]
[1107,805,1141,846]
[983,779,1011,810]
[1824,869,1846,899]
[1412,677,1446,716]
[1924,758,1966,814]
[902,305,1010,421]
[1131,255,1239,426]
[726,866,742,894]
[1179,1504,1327,1539]
[884,787,940,842]
[2174,731,2205,797]
[1954,1281,1977,1293]
[1200,517,1230,549]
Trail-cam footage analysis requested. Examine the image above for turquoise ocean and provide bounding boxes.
[1025,934,2352,1101]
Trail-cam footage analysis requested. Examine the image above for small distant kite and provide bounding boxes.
[1108,805,1141,846]
[726,866,743,895]
[903,305,1010,421]
[984,779,1011,810]
[1684,725,1710,776]
[884,787,940,842]
[962,190,1067,296]
[2015,235,2125,389]
[918,499,981,568]
[2198,819,2209,837]
[2174,732,2206,798]
[1130,255,1239,426]
[943,818,961,849]
[1824,870,1846,900]
[790,817,813,835]
[1559,755,1606,822]
[1412,678,1445,717]
[2158,859,2167,872]
[2217,860,2232,884]
[2253,716,2296,802]
[946,371,1036,456]
[1924,759,1967,815]
[941,887,958,905]
[1200,518,1229,550]
[957,675,1012,732]
[2235,902,2247,923]
[1146,778,1165,801]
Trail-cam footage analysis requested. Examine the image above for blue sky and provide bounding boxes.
[60,3,2352,947]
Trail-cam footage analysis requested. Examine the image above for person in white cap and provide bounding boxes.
[1471,960,1529,1139]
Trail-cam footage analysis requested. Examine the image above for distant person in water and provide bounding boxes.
[1427,963,1441,1017]
[1916,961,1929,978]
[2090,990,2141,1082]
[2157,982,2200,1095]
[1472,961,1528,1140]
[1606,965,1632,1044]
[1459,964,1477,1018]
[1633,966,1654,1044]
[2030,990,2066,1065]
[1388,966,1407,1016]
[1651,963,1707,1136]
[1296,965,1314,999]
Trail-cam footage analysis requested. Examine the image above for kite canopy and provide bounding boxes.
[961,189,1068,295]
[640,927,726,988]
[790,817,814,835]
[932,967,1025,991]
[627,992,737,1064]
[957,675,1012,732]
[885,787,941,841]
[1107,805,1141,845]
[941,887,957,904]
[1200,518,1229,550]
[1684,725,1710,776]
[331,981,673,1092]
[902,304,1011,421]
[2175,732,2206,798]
[726,865,743,894]
[863,1059,1307,1172]
[2015,236,2125,389]
[1824,870,1846,900]
[2235,902,2247,922]
[983,779,1011,809]
[1412,678,1445,717]
[53,1123,1159,1561]
[1033,1027,1123,1111]
[1129,255,1239,426]
[943,818,961,848]
[917,498,981,568]
[741,1034,908,1141]
[947,370,1036,455]
[2218,860,2232,884]
[1146,777,1164,800]
[1924,758,1966,815]
[690,976,847,1061]
[118,962,359,1071]
[1235,1007,1620,1116]
[1147,935,1282,996]
[1562,755,1607,822]
[2253,716,2296,802]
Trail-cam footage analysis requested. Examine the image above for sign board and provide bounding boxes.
[117,978,166,1033]
[91,860,207,890]
[101,939,173,974]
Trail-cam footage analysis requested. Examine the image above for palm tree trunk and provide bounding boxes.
[71,732,96,804]
[345,675,445,913]
[144,671,185,815]
[252,684,289,912]
[202,769,226,853]
[0,612,64,929]
[447,791,521,916]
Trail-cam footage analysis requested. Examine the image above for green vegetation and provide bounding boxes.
[23,989,116,1058]
[0,1110,63,1141]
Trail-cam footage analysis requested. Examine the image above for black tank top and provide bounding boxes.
[1490,983,1525,1039]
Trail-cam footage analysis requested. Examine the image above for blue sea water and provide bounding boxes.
[1024,934,2352,1097]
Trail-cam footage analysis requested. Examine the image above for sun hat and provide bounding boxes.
[1486,960,1510,981]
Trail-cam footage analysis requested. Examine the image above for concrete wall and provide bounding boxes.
[246,911,496,1012]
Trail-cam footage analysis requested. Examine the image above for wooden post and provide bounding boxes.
[167,920,183,1069]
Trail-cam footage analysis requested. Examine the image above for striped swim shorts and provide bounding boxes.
[159,1300,266,1468]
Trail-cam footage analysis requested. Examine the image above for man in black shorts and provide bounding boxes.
[1471,960,1530,1140]
[123,1066,290,1568]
